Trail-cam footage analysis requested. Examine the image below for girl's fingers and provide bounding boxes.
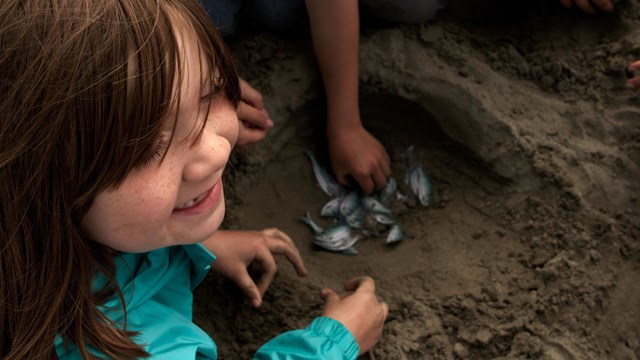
[252,247,278,301]
[239,78,265,109]
[237,102,272,129]
[345,276,375,293]
[229,265,263,308]
[262,228,295,246]
[321,287,340,303]
[263,234,308,276]
[627,77,640,91]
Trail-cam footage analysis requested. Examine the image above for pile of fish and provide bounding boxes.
[301,146,433,255]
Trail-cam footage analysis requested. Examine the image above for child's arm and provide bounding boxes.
[305,0,391,195]
[201,228,308,308]
[254,277,387,359]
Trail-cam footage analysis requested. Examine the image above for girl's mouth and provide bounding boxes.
[174,190,210,210]
[172,180,222,215]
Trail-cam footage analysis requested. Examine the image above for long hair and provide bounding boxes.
[0,0,239,358]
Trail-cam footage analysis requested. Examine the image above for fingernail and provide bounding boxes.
[266,118,274,127]
[252,298,261,308]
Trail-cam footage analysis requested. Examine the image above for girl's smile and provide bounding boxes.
[172,179,223,216]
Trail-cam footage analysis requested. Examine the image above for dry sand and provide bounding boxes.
[194,1,640,358]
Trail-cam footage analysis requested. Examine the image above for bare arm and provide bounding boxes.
[305,0,390,194]
[305,0,360,130]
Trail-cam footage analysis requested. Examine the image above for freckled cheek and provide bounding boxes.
[137,194,176,218]
[124,180,179,220]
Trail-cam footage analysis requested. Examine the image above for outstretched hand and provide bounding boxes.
[203,228,308,308]
[627,60,640,93]
[328,125,391,195]
[236,78,273,149]
[321,277,388,355]
[559,0,616,14]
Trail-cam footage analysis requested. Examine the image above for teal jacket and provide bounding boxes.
[54,244,359,359]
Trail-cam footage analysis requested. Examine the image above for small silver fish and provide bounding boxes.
[339,191,361,217]
[307,151,346,198]
[344,205,365,228]
[340,246,359,256]
[362,196,393,216]
[314,223,351,244]
[303,148,417,253]
[371,212,395,225]
[405,145,433,207]
[314,224,359,251]
[338,191,365,228]
[386,224,404,244]
[301,212,360,253]
[406,165,433,207]
[378,177,397,205]
[300,212,324,234]
[320,197,342,217]
[396,191,410,202]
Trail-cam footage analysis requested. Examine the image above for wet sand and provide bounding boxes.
[194,1,640,358]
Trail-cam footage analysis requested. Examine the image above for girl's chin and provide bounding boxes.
[189,207,226,244]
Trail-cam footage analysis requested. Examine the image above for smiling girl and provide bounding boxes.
[0,0,387,359]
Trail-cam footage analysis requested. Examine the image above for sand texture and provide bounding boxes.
[194,1,640,358]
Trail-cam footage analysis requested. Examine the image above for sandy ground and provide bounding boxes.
[193,1,640,358]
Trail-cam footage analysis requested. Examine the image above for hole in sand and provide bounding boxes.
[195,93,554,358]
[224,93,531,286]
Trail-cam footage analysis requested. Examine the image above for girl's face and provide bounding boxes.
[81,27,239,253]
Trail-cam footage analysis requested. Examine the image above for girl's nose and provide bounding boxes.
[182,128,231,183]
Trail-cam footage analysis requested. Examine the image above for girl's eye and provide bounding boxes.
[200,92,216,101]
[201,77,224,101]
[137,138,169,169]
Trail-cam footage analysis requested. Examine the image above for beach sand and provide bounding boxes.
[194,1,640,358]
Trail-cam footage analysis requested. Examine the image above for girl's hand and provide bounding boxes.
[559,0,615,14]
[203,228,308,308]
[236,78,273,149]
[321,277,388,355]
[627,60,640,93]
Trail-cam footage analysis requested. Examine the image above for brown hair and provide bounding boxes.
[0,0,239,358]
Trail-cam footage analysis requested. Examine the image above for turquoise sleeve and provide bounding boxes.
[253,316,359,360]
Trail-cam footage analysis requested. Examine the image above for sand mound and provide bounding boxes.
[194,1,640,358]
